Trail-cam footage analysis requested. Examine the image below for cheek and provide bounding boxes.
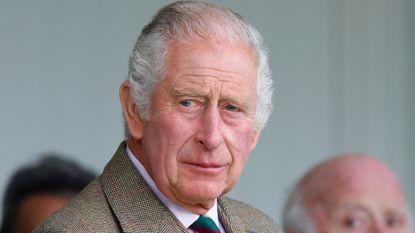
[145,114,195,169]
[142,117,193,183]
[228,125,256,153]
[221,130,253,193]
[161,115,195,147]
[226,128,255,171]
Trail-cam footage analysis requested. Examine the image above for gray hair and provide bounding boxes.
[282,188,317,233]
[125,0,273,138]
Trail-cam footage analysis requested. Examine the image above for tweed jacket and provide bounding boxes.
[34,142,281,233]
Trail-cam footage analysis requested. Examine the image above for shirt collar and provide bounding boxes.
[126,145,221,229]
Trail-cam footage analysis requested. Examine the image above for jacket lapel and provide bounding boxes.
[100,142,187,233]
[218,197,250,233]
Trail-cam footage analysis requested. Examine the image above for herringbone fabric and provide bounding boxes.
[34,141,282,233]
[189,215,220,233]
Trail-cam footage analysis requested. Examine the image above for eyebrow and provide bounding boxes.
[339,204,371,215]
[339,204,410,219]
[385,207,410,217]
[172,85,254,112]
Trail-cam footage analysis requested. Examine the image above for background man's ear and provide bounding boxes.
[119,80,144,139]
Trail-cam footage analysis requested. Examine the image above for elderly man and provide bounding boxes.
[35,1,280,232]
[283,154,412,233]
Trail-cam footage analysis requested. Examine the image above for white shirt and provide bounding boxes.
[126,146,226,233]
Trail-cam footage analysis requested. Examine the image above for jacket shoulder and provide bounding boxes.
[219,196,282,233]
[34,177,120,232]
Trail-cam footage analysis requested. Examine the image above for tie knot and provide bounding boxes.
[189,215,220,233]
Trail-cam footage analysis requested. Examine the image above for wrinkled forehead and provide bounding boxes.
[316,168,407,214]
[165,39,258,77]
[168,37,258,61]
[302,160,407,215]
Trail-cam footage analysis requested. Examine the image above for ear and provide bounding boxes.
[119,80,144,140]
[249,131,260,150]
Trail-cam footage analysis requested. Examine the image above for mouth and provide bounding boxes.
[182,162,227,175]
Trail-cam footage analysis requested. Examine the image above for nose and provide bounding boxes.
[370,221,386,233]
[195,106,224,150]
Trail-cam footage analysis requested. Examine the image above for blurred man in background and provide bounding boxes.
[0,155,96,233]
[283,154,412,233]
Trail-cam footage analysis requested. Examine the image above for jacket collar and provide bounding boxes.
[218,198,250,233]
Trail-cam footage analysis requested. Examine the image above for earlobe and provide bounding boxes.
[249,131,260,150]
[119,80,144,139]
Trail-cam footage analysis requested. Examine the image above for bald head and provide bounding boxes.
[284,154,411,233]
[299,154,405,207]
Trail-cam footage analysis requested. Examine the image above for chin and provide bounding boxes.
[182,183,226,203]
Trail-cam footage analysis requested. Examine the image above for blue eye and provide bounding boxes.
[225,104,238,112]
[386,215,404,227]
[180,100,193,107]
[344,218,359,228]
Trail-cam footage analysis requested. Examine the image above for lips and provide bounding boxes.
[182,162,227,175]
[188,162,223,168]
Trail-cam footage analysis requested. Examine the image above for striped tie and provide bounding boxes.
[189,215,220,233]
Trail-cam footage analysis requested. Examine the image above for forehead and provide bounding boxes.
[163,39,258,87]
[321,167,406,213]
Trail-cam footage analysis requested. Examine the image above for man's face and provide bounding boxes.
[308,162,411,233]
[130,40,259,213]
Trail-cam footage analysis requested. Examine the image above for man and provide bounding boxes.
[0,155,96,233]
[283,154,412,233]
[35,1,280,232]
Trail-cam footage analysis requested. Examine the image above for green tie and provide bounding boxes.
[189,215,220,233]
